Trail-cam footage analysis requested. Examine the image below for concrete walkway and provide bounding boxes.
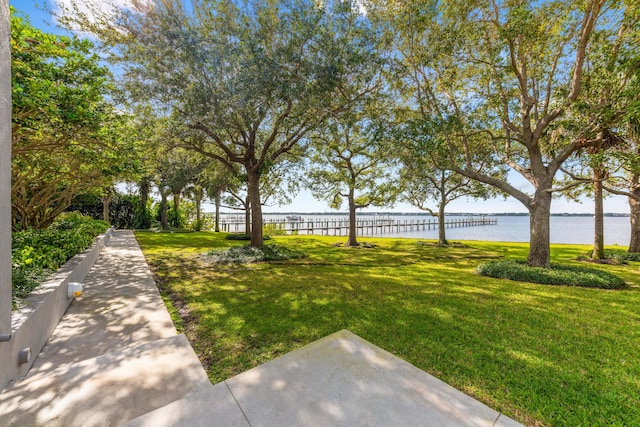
[0,230,523,426]
[0,230,212,426]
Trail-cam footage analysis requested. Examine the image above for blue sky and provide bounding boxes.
[11,1,64,34]
[12,0,632,214]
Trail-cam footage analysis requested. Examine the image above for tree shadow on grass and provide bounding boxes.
[141,234,640,426]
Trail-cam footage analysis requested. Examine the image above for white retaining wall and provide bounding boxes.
[0,229,113,389]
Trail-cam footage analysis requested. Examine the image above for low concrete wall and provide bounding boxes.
[0,228,113,389]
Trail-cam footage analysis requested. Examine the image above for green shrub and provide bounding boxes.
[109,195,140,229]
[11,212,110,305]
[476,260,626,289]
[134,201,153,229]
[263,222,287,236]
[225,233,250,241]
[201,244,306,264]
[68,193,144,229]
[580,249,640,264]
[225,233,271,241]
[187,213,215,232]
[11,267,47,304]
[612,251,640,262]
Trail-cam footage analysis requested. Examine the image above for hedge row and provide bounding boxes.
[476,260,626,289]
[12,212,109,304]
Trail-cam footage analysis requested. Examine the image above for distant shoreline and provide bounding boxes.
[259,212,630,217]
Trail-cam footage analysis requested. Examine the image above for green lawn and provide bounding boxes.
[135,231,640,426]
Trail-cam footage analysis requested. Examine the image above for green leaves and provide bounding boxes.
[71,0,386,245]
[373,0,638,266]
[306,100,398,214]
[11,8,132,230]
[11,9,109,136]
[11,213,109,305]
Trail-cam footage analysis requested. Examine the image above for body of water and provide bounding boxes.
[254,214,631,246]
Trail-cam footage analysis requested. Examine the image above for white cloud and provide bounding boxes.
[52,0,150,32]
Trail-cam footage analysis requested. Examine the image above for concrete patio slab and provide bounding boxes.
[224,329,522,427]
[0,334,210,427]
[121,381,250,427]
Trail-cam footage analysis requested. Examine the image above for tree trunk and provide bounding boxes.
[629,193,640,253]
[171,192,181,228]
[214,192,221,232]
[247,170,263,247]
[592,168,605,259]
[195,198,202,231]
[437,199,447,245]
[173,193,180,211]
[160,192,169,230]
[139,177,150,205]
[101,195,111,224]
[244,195,251,236]
[346,191,358,247]
[137,176,151,229]
[527,191,552,267]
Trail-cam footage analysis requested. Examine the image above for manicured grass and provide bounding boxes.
[135,231,640,426]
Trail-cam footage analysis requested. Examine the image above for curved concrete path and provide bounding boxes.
[0,230,523,427]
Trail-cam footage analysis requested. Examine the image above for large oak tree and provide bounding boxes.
[373,0,637,267]
[61,0,383,247]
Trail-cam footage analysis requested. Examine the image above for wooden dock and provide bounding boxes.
[220,216,497,236]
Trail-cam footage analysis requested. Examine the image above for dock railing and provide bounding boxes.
[219,216,497,236]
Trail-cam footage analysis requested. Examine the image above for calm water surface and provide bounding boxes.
[260,214,631,246]
[394,215,630,246]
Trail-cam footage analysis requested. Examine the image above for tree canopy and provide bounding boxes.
[11,7,135,230]
[59,0,385,246]
[307,105,397,246]
[370,0,640,266]
[12,0,640,262]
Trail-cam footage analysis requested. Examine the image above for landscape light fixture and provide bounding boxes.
[67,282,83,299]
